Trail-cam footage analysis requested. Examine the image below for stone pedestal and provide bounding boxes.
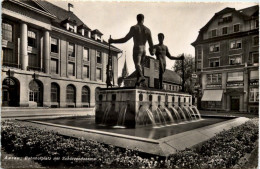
[96,87,192,128]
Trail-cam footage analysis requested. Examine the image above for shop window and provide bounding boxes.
[249,88,259,102]
[207,73,222,84]
[66,85,76,103]
[51,83,59,102]
[82,86,90,103]
[227,72,243,81]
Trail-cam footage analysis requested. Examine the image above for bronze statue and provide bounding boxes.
[154,33,184,89]
[109,14,154,86]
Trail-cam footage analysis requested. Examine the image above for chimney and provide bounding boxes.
[68,3,74,12]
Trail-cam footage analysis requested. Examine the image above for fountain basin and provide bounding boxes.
[96,87,194,128]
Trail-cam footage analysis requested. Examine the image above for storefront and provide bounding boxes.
[201,89,223,110]
[248,70,259,113]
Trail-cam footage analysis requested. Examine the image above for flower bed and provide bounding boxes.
[1,118,258,168]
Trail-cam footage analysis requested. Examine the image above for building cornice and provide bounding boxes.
[9,0,56,19]
[52,26,122,53]
[192,29,258,46]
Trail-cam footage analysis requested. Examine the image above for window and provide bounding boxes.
[29,80,40,102]
[211,29,217,37]
[66,85,76,103]
[253,36,259,46]
[50,59,58,74]
[255,19,259,28]
[197,61,201,69]
[51,83,59,102]
[233,24,240,33]
[209,58,220,67]
[230,40,242,49]
[28,30,37,48]
[250,70,259,80]
[83,48,89,61]
[2,22,13,42]
[83,66,89,78]
[68,62,75,76]
[68,43,75,57]
[51,38,58,53]
[96,68,102,80]
[96,51,102,64]
[249,88,259,102]
[229,55,242,65]
[227,72,243,81]
[2,48,16,66]
[209,44,220,52]
[251,53,259,64]
[222,27,228,35]
[207,74,222,84]
[197,46,202,59]
[28,53,40,68]
[82,86,90,103]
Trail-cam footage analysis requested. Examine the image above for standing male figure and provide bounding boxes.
[109,14,154,86]
[154,33,184,89]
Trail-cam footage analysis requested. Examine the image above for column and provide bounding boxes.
[20,22,28,70]
[43,30,50,74]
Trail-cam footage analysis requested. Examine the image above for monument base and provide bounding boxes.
[96,87,194,128]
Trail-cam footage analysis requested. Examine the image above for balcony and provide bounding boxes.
[2,62,20,68]
[27,66,44,72]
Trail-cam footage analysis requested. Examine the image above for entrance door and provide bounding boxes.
[29,80,43,106]
[2,78,20,107]
[231,97,239,111]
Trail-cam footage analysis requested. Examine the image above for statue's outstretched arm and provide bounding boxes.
[110,27,134,44]
[166,47,184,60]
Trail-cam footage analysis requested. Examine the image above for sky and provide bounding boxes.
[47,0,258,76]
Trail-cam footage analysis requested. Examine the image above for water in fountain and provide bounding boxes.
[169,106,181,121]
[102,104,111,124]
[136,106,156,126]
[164,107,175,123]
[188,106,197,120]
[156,107,167,124]
[191,105,202,119]
[183,106,193,120]
[116,105,127,126]
[177,106,187,120]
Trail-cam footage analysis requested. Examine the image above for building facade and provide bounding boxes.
[124,56,182,91]
[1,0,121,108]
[192,6,259,112]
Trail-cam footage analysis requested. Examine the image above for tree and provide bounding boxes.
[172,54,195,94]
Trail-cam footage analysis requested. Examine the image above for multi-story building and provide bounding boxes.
[124,56,182,91]
[192,5,259,112]
[1,0,121,108]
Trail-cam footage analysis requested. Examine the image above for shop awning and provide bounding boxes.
[201,90,223,101]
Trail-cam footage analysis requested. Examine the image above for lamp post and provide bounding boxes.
[182,58,185,92]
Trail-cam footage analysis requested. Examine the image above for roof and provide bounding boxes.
[37,0,85,27]
[126,69,182,85]
[192,5,259,46]
[92,29,103,35]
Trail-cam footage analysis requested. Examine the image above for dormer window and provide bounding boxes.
[218,13,232,24]
[61,18,77,33]
[91,29,103,42]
